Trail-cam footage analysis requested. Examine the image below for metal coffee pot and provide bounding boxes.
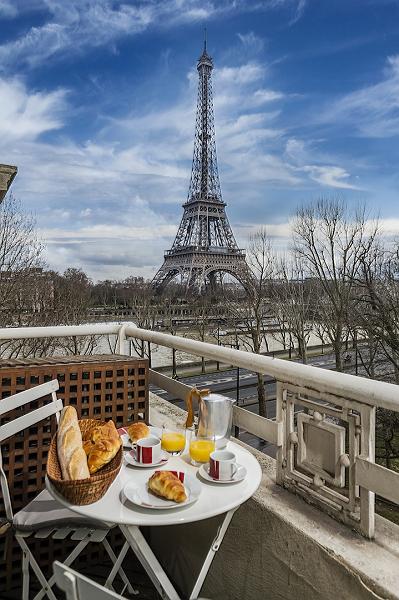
[185,388,235,448]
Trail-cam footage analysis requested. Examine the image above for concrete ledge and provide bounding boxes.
[149,392,399,600]
[0,164,17,202]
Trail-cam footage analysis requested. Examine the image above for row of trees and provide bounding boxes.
[2,193,399,386]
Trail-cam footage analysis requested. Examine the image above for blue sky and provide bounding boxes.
[2,0,399,281]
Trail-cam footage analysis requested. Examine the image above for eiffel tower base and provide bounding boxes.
[153,250,250,294]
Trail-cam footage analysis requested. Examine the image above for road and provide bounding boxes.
[151,353,336,407]
[151,347,386,455]
[150,352,338,439]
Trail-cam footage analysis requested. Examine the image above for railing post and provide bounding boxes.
[359,405,376,538]
[275,381,286,486]
[117,324,128,355]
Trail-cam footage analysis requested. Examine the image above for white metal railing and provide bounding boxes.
[0,322,398,538]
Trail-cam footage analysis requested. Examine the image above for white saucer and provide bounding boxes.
[124,449,169,468]
[123,472,201,509]
[198,463,247,484]
[119,426,162,448]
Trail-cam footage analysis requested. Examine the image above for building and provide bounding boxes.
[0,164,17,202]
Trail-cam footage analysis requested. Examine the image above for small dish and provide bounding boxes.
[123,472,201,509]
[119,426,162,448]
[124,449,169,468]
[198,462,247,484]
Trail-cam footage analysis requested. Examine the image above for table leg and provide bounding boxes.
[120,508,238,600]
[189,508,238,600]
[120,524,180,600]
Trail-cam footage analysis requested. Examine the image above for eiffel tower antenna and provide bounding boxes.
[152,37,249,294]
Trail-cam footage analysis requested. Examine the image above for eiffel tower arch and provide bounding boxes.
[152,37,250,294]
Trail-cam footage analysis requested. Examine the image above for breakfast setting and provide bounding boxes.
[44,386,262,599]
[46,389,255,511]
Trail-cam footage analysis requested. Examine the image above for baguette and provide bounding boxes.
[57,406,90,480]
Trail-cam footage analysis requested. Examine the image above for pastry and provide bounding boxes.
[127,422,150,443]
[87,438,121,474]
[57,406,90,481]
[148,470,187,503]
[85,420,121,474]
[91,420,120,444]
[82,439,93,456]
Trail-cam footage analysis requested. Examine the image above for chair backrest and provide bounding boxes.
[0,380,62,520]
[53,561,126,600]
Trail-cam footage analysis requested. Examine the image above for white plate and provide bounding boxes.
[124,449,169,468]
[119,426,162,448]
[123,472,201,510]
[198,463,247,484]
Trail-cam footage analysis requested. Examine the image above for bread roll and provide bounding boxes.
[127,422,150,443]
[57,406,90,480]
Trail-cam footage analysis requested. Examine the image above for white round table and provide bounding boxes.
[47,439,261,526]
[46,440,262,599]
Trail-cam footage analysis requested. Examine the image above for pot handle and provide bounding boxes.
[185,387,211,428]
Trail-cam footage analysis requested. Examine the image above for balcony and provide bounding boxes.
[1,322,399,599]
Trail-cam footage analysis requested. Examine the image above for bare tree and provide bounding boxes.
[53,268,97,355]
[191,295,214,374]
[293,198,378,371]
[272,259,317,364]
[0,193,43,325]
[355,243,399,382]
[125,282,158,366]
[224,228,276,417]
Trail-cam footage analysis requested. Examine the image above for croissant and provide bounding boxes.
[82,439,93,456]
[91,420,120,444]
[148,471,187,503]
[87,438,120,474]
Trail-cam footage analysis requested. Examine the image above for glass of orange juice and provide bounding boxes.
[188,428,215,467]
[161,424,186,456]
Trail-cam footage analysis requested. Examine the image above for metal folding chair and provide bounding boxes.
[54,560,126,600]
[0,380,135,600]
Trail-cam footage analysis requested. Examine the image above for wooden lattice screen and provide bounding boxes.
[0,354,148,594]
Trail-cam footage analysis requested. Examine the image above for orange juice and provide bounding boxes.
[189,439,215,463]
[161,432,186,453]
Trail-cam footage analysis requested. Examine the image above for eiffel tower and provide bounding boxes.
[152,37,249,294]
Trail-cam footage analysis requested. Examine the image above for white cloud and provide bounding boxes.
[290,0,307,25]
[301,165,361,190]
[285,137,362,190]
[0,77,67,142]
[238,31,265,54]
[251,89,284,105]
[0,0,300,71]
[0,0,17,17]
[216,63,265,85]
[322,54,399,137]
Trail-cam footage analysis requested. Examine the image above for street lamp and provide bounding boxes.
[227,339,240,438]
[216,321,220,371]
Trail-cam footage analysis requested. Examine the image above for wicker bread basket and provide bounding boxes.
[47,418,122,505]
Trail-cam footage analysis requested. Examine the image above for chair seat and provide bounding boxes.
[13,489,110,532]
